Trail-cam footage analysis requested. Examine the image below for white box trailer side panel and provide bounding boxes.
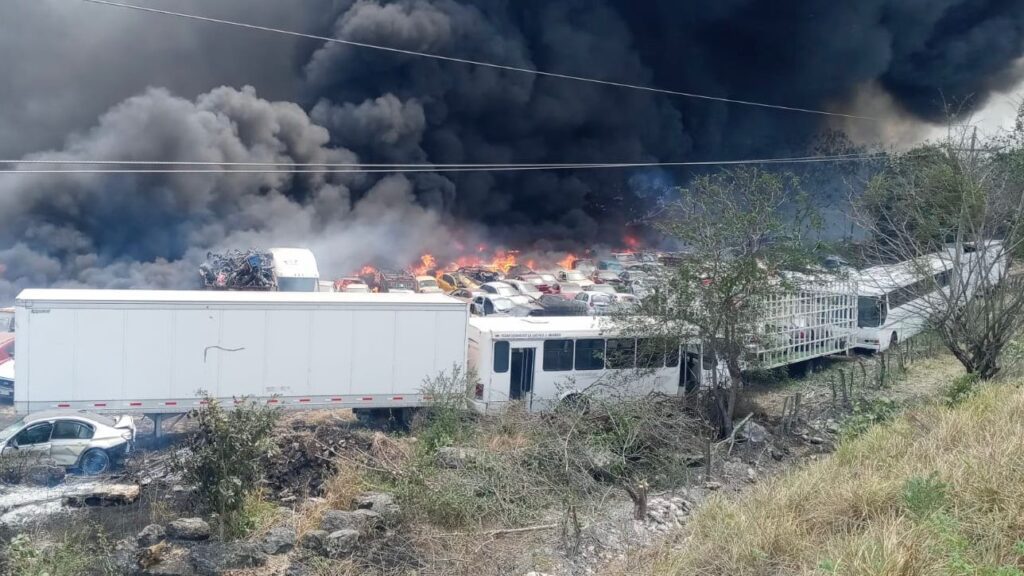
[217,309,268,398]
[74,309,126,401]
[171,309,221,398]
[308,310,354,396]
[126,309,174,399]
[351,311,397,396]
[15,290,469,414]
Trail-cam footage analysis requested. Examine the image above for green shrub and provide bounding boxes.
[840,396,900,439]
[903,472,949,518]
[943,373,981,407]
[414,366,477,454]
[172,395,281,538]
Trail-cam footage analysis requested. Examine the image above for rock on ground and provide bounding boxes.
[324,529,360,559]
[138,524,167,548]
[167,518,211,541]
[435,446,483,469]
[321,509,383,533]
[299,530,328,555]
[261,526,296,555]
[190,542,267,575]
[354,491,401,522]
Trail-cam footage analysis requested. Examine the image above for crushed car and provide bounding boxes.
[0,411,136,475]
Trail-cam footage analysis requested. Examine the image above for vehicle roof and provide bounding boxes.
[22,410,115,425]
[854,254,950,296]
[415,275,437,281]
[17,289,465,307]
[470,316,611,337]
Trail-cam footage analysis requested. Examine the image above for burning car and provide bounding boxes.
[557,269,595,289]
[437,271,481,293]
[413,275,444,294]
[334,277,371,293]
[519,273,560,295]
[0,411,136,475]
[459,266,505,284]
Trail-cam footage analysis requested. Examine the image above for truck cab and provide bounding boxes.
[268,248,320,292]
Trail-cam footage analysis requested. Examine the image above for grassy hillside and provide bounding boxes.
[656,381,1024,576]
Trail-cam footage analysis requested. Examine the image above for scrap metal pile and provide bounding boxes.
[199,249,276,290]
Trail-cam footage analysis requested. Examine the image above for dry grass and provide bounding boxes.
[653,379,1024,576]
[294,458,369,536]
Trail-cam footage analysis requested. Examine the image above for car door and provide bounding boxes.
[49,420,94,466]
[7,421,53,461]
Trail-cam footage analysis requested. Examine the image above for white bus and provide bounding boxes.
[852,252,958,351]
[467,317,698,412]
[853,243,1009,352]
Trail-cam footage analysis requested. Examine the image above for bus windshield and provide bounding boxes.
[857,296,886,328]
[277,277,318,292]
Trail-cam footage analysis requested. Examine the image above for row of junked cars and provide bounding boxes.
[331,253,664,317]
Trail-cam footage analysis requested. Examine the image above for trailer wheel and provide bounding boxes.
[79,449,111,475]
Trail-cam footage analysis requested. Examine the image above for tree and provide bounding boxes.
[624,168,823,435]
[853,120,1024,379]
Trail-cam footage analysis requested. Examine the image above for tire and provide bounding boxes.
[79,448,111,475]
[889,332,899,350]
[558,394,590,414]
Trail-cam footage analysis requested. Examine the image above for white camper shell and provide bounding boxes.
[14,290,468,419]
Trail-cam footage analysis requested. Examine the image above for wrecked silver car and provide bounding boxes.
[0,411,136,475]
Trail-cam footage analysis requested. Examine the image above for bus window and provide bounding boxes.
[637,339,663,369]
[857,296,886,327]
[606,338,636,369]
[665,340,680,367]
[575,339,605,370]
[494,341,510,373]
[543,340,574,371]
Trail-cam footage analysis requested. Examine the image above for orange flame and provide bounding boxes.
[411,253,437,276]
[490,250,517,274]
[622,235,641,251]
[359,265,378,276]
[558,254,578,270]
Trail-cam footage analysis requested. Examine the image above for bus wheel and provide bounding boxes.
[889,333,899,349]
[558,394,590,414]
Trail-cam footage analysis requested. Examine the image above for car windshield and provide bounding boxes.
[277,277,318,292]
[517,283,541,295]
[0,417,25,442]
[592,284,617,294]
[592,294,613,305]
[492,298,514,312]
[565,271,586,281]
[491,285,517,297]
[419,278,438,288]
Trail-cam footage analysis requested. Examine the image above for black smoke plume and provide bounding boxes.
[0,0,1022,299]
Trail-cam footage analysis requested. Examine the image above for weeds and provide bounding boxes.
[840,396,900,439]
[171,395,281,539]
[3,527,117,576]
[943,373,981,406]
[654,379,1024,575]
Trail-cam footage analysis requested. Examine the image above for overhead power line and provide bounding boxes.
[77,0,880,122]
[0,153,892,174]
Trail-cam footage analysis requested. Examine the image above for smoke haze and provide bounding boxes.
[1,0,1023,299]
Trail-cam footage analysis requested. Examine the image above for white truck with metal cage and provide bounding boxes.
[14,289,468,433]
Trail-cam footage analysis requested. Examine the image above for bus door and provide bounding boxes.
[509,347,536,403]
[680,344,702,393]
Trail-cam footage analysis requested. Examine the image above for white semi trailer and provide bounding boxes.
[14,290,468,433]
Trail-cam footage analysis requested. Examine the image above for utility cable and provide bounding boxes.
[77,0,880,122]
